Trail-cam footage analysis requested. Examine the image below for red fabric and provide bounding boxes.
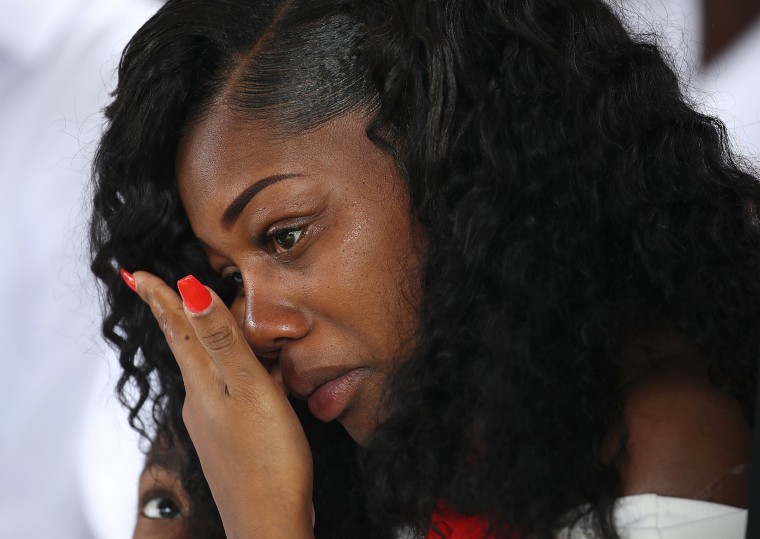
[425,506,494,539]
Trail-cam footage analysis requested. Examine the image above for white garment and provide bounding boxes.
[560,494,747,539]
[0,1,159,538]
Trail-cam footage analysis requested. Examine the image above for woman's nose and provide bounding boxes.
[236,283,310,359]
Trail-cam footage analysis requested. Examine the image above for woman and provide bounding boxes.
[91,0,760,537]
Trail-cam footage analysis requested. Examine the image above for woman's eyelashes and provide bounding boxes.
[216,225,308,290]
[140,493,183,519]
[261,226,304,254]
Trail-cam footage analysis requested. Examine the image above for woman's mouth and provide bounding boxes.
[306,368,370,422]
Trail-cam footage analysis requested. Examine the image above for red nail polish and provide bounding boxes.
[120,268,137,292]
[177,275,212,314]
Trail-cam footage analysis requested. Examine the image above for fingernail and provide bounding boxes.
[177,275,213,314]
[120,268,137,292]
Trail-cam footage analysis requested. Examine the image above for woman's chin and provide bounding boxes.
[338,411,378,447]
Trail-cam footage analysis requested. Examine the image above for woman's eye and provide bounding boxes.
[222,270,243,288]
[272,229,302,251]
[141,495,182,519]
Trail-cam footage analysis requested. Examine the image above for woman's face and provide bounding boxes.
[175,107,421,444]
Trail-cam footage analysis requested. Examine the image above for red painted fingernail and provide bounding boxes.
[120,268,137,292]
[177,275,213,314]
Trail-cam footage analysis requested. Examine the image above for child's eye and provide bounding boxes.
[272,229,302,251]
[141,495,182,519]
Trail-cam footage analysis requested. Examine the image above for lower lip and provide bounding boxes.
[307,369,368,422]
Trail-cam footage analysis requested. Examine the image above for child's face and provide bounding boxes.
[132,450,190,539]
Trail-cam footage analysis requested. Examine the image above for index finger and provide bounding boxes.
[130,271,218,392]
[176,274,281,398]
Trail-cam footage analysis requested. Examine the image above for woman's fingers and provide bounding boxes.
[175,275,271,395]
[131,272,277,398]
[131,271,218,391]
[126,270,314,537]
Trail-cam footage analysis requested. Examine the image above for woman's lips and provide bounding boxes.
[307,368,369,422]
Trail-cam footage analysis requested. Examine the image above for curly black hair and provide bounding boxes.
[90,1,760,538]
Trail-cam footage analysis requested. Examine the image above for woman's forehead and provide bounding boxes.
[176,106,369,191]
[183,108,342,177]
[175,107,406,235]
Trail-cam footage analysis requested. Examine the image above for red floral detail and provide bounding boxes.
[426,506,494,539]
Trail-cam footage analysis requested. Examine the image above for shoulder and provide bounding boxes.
[617,329,751,508]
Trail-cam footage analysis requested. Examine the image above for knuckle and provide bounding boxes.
[156,311,174,344]
[202,324,238,353]
[144,283,184,345]
[143,281,164,305]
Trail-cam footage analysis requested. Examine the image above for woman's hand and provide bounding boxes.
[129,270,314,539]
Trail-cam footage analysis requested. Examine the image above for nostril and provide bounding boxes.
[251,348,280,369]
[253,348,280,361]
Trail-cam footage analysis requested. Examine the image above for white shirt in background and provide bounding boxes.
[560,494,747,539]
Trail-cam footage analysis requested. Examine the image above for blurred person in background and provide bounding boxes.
[0,0,159,537]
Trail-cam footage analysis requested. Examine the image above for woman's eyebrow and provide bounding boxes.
[221,172,305,229]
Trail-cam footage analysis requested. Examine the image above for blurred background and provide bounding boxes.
[625,0,760,156]
[0,1,757,538]
[0,1,160,538]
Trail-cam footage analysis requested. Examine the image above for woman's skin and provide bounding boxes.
[130,107,421,538]
[175,106,422,444]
